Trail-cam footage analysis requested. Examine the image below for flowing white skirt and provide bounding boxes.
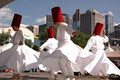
[0,43,13,53]
[39,43,94,73]
[84,50,120,76]
[0,44,39,72]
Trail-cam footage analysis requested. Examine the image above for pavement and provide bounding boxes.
[0,72,119,80]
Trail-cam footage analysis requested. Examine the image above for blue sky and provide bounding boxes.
[0,0,120,27]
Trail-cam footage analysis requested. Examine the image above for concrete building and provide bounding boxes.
[105,12,114,34]
[27,25,39,36]
[105,12,114,45]
[80,9,105,35]
[112,24,120,45]
[73,9,81,30]
[46,15,53,27]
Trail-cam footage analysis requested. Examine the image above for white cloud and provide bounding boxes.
[108,11,114,16]
[20,24,29,27]
[36,16,46,25]
[0,7,13,20]
[102,11,114,16]
[114,22,120,26]
[0,23,9,27]
[0,7,13,27]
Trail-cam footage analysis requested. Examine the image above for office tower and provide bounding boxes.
[114,24,120,45]
[105,12,114,37]
[73,9,81,30]
[80,9,105,35]
[105,12,114,44]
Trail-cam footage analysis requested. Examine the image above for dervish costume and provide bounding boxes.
[83,23,120,76]
[0,14,39,74]
[40,27,58,55]
[40,7,93,80]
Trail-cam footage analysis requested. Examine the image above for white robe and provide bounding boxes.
[48,23,80,63]
[0,30,39,73]
[40,38,58,54]
[40,23,93,73]
[39,38,58,62]
[0,43,13,53]
[83,35,120,75]
[38,38,59,71]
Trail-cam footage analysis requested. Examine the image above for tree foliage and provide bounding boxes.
[25,39,32,47]
[0,33,39,51]
[0,33,9,45]
[25,39,40,51]
[71,30,91,48]
[38,27,48,41]
[38,26,91,48]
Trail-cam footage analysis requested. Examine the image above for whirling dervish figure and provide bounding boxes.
[0,14,39,79]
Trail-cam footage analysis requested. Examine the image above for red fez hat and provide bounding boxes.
[47,27,54,38]
[51,6,64,23]
[93,22,103,35]
[11,14,22,28]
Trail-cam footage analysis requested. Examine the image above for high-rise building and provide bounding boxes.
[80,9,105,35]
[73,9,81,30]
[105,12,114,44]
[46,15,53,27]
[105,12,114,36]
[113,24,120,45]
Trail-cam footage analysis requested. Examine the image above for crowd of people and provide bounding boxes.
[0,6,120,80]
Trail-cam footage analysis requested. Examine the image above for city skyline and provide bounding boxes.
[0,0,120,27]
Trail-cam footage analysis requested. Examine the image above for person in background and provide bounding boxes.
[82,22,120,76]
[39,27,58,69]
[39,27,58,57]
[0,14,39,79]
[38,27,59,79]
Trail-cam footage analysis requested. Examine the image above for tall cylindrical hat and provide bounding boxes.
[51,6,64,23]
[93,22,103,35]
[11,14,22,28]
[47,27,54,38]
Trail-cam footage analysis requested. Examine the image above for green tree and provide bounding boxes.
[25,39,32,47]
[38,27,48,40]
[25,39,40,51]
[71,31,91,48]
[0,33,9,45]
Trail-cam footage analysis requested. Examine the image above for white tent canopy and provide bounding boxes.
[0,0,14,9]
